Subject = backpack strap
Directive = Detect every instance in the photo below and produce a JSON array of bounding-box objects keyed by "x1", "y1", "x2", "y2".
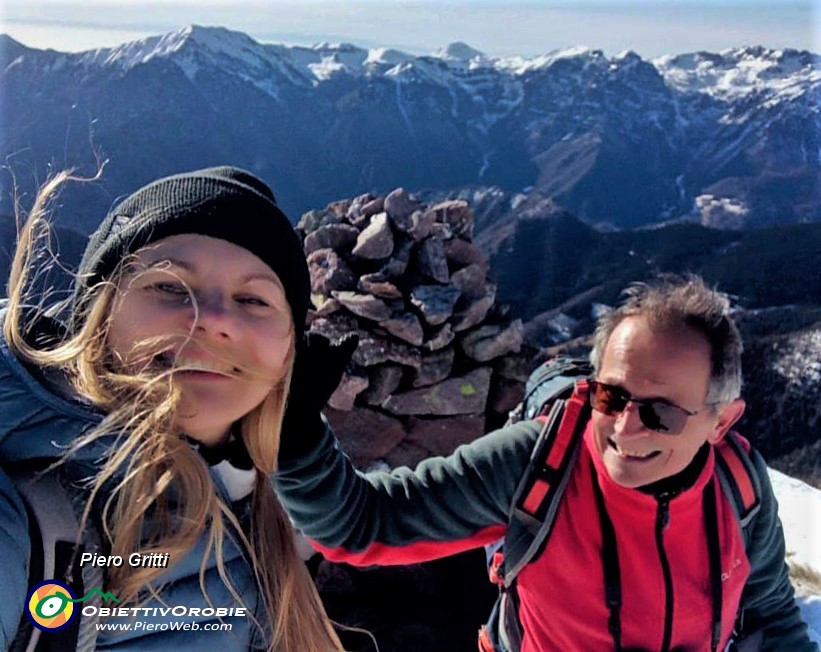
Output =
[
  {"x1": 714, "y1": 432, "x2": 761, "y2": 533},
  {"x1": 713, "y1": 432, "x2": 762, "y2": 647},
  {"x1": 478, "y1": 380, "x2": 591, "y2": 652},
  {"x1": 502, "y1": 379, "x2": 591, "y2": 588},
  {"x1": 8, "y1": 462, "x2": 103, "y2": 652}
]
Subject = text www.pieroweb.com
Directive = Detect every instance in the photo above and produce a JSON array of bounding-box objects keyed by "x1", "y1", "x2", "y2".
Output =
[
  {"x1": 95, "y1": 621, "x2": 232, "y2": 632},
  {"x1": 84, "y1": 606, "x2": 244, "y2": 632}
]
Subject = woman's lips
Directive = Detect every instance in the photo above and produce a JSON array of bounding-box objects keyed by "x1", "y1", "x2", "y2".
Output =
[{"x1": 156, "y1": 352, "x2": 239, "y2": 375}]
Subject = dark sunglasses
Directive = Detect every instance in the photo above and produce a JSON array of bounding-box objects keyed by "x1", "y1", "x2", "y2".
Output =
[{"x1": 588, "y1": 380, "x2": 705, "y2": 435}]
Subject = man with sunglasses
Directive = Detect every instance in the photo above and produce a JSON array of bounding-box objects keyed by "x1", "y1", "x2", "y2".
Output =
[{"x1": 277, "y1": 274, "x2": 816, "y2": 651}]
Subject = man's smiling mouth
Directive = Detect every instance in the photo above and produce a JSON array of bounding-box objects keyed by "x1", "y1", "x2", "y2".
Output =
[{"x1": 608, "y1": 439, "x2": 661, "y2": 461}]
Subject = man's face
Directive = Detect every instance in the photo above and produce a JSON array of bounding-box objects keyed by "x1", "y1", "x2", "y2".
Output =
[{"x1": 590, "y1": 315, "x2": 737, "y2": 489}]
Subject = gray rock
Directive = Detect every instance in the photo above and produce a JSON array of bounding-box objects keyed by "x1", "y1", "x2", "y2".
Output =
[
  {"x1": 352, "y1": 212, "x2": 394, "y2": 259},
  {"x1": 429, "y1": 199, "x2": 474, "y2": 240},
  {"x1": 382, "y1": 367, "x2": 492, "y2": 416},
  {"x1": 345, "y1": 192, "x2": 375, "y2": 221},
  {"x1": 325, "y1": 198, "x2": 352, "y2": 218},
  {"x1": 328, "y1": 373, "x2": 370, "y2": 411},
  {"x1": 361, "y1": 197, "x2": 385, "y2": 217},
  {"x1": 461, "y1": 320, "x2": 524, "y2": 362},
  {"x1": 359, "y1": 273, "x2": 403, "y2": 299},
  {"x1": 382, "y1": 312, "x2": 425, "y2": 346},
  {"x1": 431, "y1": 223, "x2": 452, "y2": 240},
  {"x1": 423, "y1": 323, "x2": 455, "y2": 351},
  {"x1": 452, "y1": 285, "x2": 496, "y2": 332},
  {"x1": 411, "y1": 348, "x2": 455, "y2": 388},
  {"x1": 307, "y1": 248, "x2": 357, "y2": 294},
  {"x1": 347, "y1": 212, "x2": 370, "y2": 228},
  {"x1": 380, "y1": 239, "x2": 413, "y2": 278},
  {"x1": 314, "y1": 297, "x2": 341, "y2": 317},
  {"x1": 297, "y1": 209, "x2": 340, "y2": 236},
  {"x1": 417, "y1": 237, "x2": 450, "y2": 283},
  {"x1": 304, "y1": 224, "x2": 360, "y2": 255},
  {"x1": 450, "y1": 263, "x2": 487, "y2": 295},
  {"x1": 410, "y1": 285, "x2": 461, "y2": 326},
  {"x1": 408, "y1": 209, "x2": 436, "y2": 241},
  {"x1": 325, "y1": 407, "x2": 406, "y2": 469},
  {"x1": 353, "y1": 333, "x2": 422, "y2": 369},
  {"x1": 310, "y1": 315, "x2": 360, "y2": 342},
  {"x1": 404, "y1": 415, "x2": 486, "y2": 459},
  {"x1": 487, "y1": 375, "x2": 525, "y2": 416},
  {"x1": 332, "y1": 291, "x2": 393, "y2": 321},
  {"x1": 383, "y1": 188, "x2": 419, "y2": 231},
  {"x1": 444, "y1": 239, "x2": 487, "y2": 269},
  {"x1": 360, "y1": 365, "x2": 404, "y2": 405}
]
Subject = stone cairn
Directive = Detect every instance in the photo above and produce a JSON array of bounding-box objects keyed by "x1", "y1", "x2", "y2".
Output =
[
  {"x1": 298, "y1": 187, "x2": 534, "y2": 470},
  {"x1": 298, "y1": 189, "x2": 545, "y2": 652}
]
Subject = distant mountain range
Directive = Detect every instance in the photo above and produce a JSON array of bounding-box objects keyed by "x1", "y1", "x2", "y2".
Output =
[
  {"x1": 1, "y1": 26, "x2": 818, "y2": 232},
  {"x1": 1, "y1": 25, "x2": 817, "y2": 485}
]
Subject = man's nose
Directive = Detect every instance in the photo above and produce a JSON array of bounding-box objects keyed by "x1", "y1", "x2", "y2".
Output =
[{"x1": 613, "y1": 400, "x2": 646, "y2": 436}]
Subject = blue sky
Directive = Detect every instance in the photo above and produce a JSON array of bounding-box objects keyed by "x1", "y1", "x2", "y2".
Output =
[{"x1": 1, "y1": 1, "x2": 816, "y2": 58}]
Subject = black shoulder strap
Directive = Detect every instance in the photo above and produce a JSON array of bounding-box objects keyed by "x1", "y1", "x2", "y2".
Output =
[
  {"x1": 712, "y1": 431, "x2": 764, "y2": 647},
  {"x1": 714, "y1": 432, "x2": 762, "y2": 537},
  {"x1": 8, "y1": 463, "x2": 103, "y2": 652},
  {"x1": 501, "y1": 380, "x2": 591, "y2": 588}
]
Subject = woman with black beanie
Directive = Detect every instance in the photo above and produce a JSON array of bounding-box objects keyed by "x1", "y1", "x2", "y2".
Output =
[{"x1": 0, "y1": 167, "x2": 349, "y2": 651}]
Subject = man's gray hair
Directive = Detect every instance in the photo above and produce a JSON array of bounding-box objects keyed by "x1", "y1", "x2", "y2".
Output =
[{"x1": 589, "y1": 274, "x2": 743, "y2": 405}]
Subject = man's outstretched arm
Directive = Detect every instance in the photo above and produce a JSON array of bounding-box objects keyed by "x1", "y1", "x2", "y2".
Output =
[{"x1": 275, "y1": 416, "x2": 540, "y2": 566}]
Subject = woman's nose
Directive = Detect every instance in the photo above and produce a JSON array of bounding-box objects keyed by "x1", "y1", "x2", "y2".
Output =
[{"x1": 190, "y1": 292, "x2": 237, "y2": 339}]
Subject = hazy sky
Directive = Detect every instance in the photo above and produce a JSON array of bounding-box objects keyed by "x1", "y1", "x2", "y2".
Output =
[{"x1": 0, "y1": 1, "x2": 817, "y2": 59}]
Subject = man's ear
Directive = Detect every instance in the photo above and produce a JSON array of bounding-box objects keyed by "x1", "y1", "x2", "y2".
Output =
[{"x1": 707, "y1": 399, "x2": 746, "y2": 444}]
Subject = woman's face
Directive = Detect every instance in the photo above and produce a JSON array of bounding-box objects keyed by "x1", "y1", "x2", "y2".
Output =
[{"x1": 106, "y1": 234, "x2": 293, "y2": 446}]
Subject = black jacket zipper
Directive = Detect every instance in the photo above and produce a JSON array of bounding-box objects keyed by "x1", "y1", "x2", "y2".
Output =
[{"x1": 656, "y1": 493, "x2": 674, "y2": 652}]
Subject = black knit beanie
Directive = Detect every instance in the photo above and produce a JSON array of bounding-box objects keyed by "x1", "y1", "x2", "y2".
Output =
[{"x1": 74, "y1": 166, "x2": 309, "y2": 339}]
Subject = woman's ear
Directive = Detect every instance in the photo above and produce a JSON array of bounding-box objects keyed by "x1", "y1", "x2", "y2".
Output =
[{"x1": 707, "y1": 399, "x2": 746, "y2": 444}]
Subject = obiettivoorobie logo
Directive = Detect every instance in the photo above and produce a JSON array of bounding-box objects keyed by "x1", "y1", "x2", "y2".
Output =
[{"x1": 25, "y1": 580, "x2": 120, "y2": 632}]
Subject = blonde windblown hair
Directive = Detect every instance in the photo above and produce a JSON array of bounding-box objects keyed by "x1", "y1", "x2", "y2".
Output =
[{"x1": 4, "y1": 171, "x2": 344, "y2": 651}]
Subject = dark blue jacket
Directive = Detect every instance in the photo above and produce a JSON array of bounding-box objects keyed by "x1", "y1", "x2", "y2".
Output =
[{"x1": 0, "y1": 304, "x2": 266, "y2": 651}]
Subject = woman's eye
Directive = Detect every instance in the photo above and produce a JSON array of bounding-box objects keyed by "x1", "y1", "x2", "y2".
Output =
[
  {"x1": 151, "y1": 282, "x2": 190, "y2": 297},
  {"x1": 237, "y1": 296, "x2": 269, "y2": 307}
]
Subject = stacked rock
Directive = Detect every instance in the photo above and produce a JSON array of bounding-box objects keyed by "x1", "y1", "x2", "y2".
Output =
[{"x1": 298, "y1": 187, "x2": 530, "y2": 469}]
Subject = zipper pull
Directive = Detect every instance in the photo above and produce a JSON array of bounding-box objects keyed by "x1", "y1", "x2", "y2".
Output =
[{"x1": 657, "y1": 494, "x2": 671, "y2": 530}]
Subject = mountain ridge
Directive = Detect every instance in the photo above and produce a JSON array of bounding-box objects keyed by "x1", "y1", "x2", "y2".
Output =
[{"x1": 1, "y1": 26, "x2": 817, "y2": 232}]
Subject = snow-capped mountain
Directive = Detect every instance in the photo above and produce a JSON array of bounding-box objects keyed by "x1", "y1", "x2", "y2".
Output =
[{"x1": 0, "y1": 25, "x2": 818, "y2": 232}]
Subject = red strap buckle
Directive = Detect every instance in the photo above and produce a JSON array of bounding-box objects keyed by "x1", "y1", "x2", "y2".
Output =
[
  {"x1": 489, "y1": 550, "x2": 504, "y2": 585},
  {"x1": 478, "y1": 625, "x2": 495, "y2": 652}
]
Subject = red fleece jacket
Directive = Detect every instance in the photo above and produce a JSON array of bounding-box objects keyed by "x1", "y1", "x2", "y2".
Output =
[
  {"x1": 514, "y1": 425, "x2": 749, "y2": 651},
  {"x1": 275, "y1": 416, "x2": 816, "y2": 651}
]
